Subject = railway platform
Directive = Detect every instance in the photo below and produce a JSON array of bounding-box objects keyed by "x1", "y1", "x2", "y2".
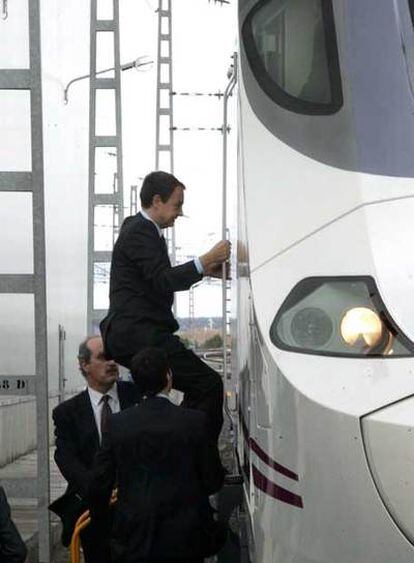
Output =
[{"x1": 0, "y1": 448, "x2": 66, "y2": 561}]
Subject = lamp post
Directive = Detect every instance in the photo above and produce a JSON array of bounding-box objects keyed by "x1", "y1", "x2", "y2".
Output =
[{"x1": 63, "y1": 56, "x2": 152, "y2": 103}]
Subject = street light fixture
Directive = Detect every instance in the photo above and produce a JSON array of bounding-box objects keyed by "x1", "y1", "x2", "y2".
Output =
[
  {"x1": 1, "y1": 0, "x2": 8, "y2": 20},
  {"x1": 63, "y1": 55, "x2": 153, "y2": 103}
]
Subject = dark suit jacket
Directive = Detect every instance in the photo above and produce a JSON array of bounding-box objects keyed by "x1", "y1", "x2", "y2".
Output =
[
  {"x1": 101, "y1": 212, "x2": 202, "y2": 364},
  {"x1": 50, "y1": 381, "x2": 140, "y2": 545},
  {"x1": 0, "y1": 487, "x2": 27, "y2": 563},
  {"x1": 88, "y1": 397, "x2": 225, "y2": 562}
]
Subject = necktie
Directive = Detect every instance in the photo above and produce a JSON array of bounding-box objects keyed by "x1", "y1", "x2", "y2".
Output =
[
  {"x1": 160, "y1": 235, "x2": 168, "y2": 252},
  {"x1": 100, "y1": 394, "x2": 112, "y2": 436}
]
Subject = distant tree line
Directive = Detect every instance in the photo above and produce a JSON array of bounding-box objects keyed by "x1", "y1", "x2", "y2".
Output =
[
  {"x1": 177, "y1": 317, "x2": 222, "y2": 331},
  {"x1": 181, "y1": 334, "x2": 223, "y2": 350}
]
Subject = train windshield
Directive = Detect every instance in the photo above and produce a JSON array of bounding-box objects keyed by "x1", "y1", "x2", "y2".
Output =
[
  {"x1": 242, "y1": 0, "x2": 342, "y2": 114},
  {"x1": 409, "y1": 0, "x2": 414, "y2": 27},
  {"x1": 270, "y1": 277, "x2": 414, "y2": 358}
]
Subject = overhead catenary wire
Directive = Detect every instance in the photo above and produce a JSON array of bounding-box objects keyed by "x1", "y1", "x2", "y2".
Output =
[
  {"x1": 172, "y1": 90, "x2": 225, "y2": 98},
  {"x1": 172, "y1": 126, "x2": 230, "y2": 132}
]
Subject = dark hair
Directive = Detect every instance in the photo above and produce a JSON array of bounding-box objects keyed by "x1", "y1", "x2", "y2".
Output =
[
  {"x1": 130, "y1": 347, "x2": 170, "y2": 396},
  {"x1": 77, "y1": 336, "x2": 96, "y2": 377},
  {"x1": 140, "y1": 171, "x2": 185, "y2": 208}
]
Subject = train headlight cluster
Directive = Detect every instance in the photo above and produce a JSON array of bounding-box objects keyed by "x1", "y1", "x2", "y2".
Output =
[{"x1": 270, "y1": 277, "x2": 414, "y2": 357}]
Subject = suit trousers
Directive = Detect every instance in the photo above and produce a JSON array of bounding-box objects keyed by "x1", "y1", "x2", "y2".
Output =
[
  {"x1": 119, "y1": 334, "x2": 224, "y2": 442},
  {"x1": 81, "y1": 521, "x2": 111, "y2": 563},
  {"x1": 125, "y1": 559, "x2": 203, "y2": 563},
  {"x1": 168, "y1": 344, "x2": 224, "y2": 442},
  {"x1": 146, "y1": 559, "x2": 203, "y2": 563}
]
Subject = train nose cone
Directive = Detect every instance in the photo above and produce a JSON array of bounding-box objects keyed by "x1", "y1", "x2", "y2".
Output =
[{"x1": 362, "y1": 396, "x2": 414, "y2": 543}]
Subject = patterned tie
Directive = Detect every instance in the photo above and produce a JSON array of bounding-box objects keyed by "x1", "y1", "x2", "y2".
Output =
[{"x1": 100, "y1": 394, "x2": 112, "y2": 436}]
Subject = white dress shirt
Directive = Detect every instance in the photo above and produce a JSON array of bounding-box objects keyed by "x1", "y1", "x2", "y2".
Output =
[
  {"x1": 87, "y1": 383, "x2": 120, "y2": 442},
  {"x1": 140, "y1": 208, "x2": 163, "y2": 237}
]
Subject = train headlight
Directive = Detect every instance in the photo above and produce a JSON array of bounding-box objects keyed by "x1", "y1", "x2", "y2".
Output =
[
  {"x1": 291, "y1": 307, "x2": 333, "y2": 348},
  {"x1": 340, "y1": 307, "x2": 383, "y2": 347},
  {"x1": 270, "y1": 277, "x2": 414, "y2": 357}
]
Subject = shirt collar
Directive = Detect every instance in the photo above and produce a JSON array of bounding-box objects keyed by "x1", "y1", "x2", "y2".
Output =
[
  {"x1": 140, "y1": 209, "x2": 163, "y2": 237},
  {"x1": 87, "y1": 383, "x2": 118, "y2": 407},
  {"x1": 155, "y1": 391, "x2": 172, "y2": 402}
]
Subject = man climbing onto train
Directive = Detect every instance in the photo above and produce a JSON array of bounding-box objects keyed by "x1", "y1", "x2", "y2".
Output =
[{"x1": 100, "y1": 170, "x2": 230, "y2": 446}]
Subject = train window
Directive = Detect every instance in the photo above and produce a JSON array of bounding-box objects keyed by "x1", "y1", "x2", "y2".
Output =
[
  {"x1": 270, "y1": 277, "x2": 414, "y2": 358},
  {"x1": 242, "y1": 0, "x2": 343, "y2": 114},
  {"x1": 409, "y1": 0, "x2": 414, "y2": 27}
]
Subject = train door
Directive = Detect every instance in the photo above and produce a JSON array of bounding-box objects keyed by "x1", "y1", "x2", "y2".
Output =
[
  {"x1": 251, "y1": 323, "x2": 272, "y2": 431},
  {"x1": 241, "y1": 299, "x2": 265, "y2": 514},
  {"x1": 236, "y1": 276, "x2": 255, "y2": 510}
]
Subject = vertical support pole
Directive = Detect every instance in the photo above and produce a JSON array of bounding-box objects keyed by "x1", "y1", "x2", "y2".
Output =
[
  {"x1": 189, "y1": 286, "x2": 195, "y2": 348},
  {"x1": 221, "y1": 54, "x2": 237, "y2": 381},
  {"x1": 58, "y1": 325, "x2": 66, "y2": 403},
  {"x1": 29, "y1": 2, "x2": 51, "y2": 559},
  {"x1": 155, "y1": 0, "x2": 176, "y2": 278}
]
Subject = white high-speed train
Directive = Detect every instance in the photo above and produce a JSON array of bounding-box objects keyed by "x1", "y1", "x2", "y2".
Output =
[{"x1": 234, "y1": 0, "x2": 414, "y2": 561}]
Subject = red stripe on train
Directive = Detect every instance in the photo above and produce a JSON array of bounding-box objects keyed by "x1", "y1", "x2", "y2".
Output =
[
  {"x1": 252, "y1": 465, "x2": 304, "y2": 508},
  {"x1": 250, "y1": 438, "x2": 299, "y2": 481},
  {"x1": 239, "y1": 409, "x2": 299, "y2": 482}
]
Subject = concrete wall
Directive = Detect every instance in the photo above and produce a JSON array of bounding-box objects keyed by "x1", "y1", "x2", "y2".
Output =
[{"x1": 0, "y1": 391, "x2": 80, "y2": 468}]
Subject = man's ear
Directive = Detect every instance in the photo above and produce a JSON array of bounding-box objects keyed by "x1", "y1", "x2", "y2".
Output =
[{"x1": 152, "y1": 194, "x2": 162, "y2": 207}]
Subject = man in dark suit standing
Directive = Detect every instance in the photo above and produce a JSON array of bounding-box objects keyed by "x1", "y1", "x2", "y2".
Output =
[
  {"x1": 89, "y1": 347, "x2": 225, "y2": 563},
  {"x1": 100, "y1": 171, "x2": 230, "y2": 443},
  {"x1": 50, "y1": 335, "x2": 140, "y2": 562}
]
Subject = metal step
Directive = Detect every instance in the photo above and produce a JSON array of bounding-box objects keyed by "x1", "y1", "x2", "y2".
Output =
[{"x1": 224, "y1": 473, "x2": 243, "y2": 486}]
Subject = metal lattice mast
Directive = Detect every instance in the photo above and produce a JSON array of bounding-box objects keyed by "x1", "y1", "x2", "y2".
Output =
[
  {"x1": 155, "y1": 0, "x2": 176, "y2": 267},
  {"x1": 0, "y1": 2, "x2": 51, "y2": 560},
  {"x1": 88, "y1": 0, "x2": 124, "y2": 334},
  {"x1": 130, "y1": 184, "x2": 138, "y2": 215}
]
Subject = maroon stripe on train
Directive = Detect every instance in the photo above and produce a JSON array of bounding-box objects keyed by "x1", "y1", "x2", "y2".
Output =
[
  {"x1": 250, "y1": 438, "x2": 299, "y2": 482},
  {"x1": 239, "y1": 408, "x2": 299, "y2": 482},
  {"x1": 252, "y1": 465, "x2": 303, "y2": 509}
]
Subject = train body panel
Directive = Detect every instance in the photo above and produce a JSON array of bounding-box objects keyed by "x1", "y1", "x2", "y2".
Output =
[
  {"x1": 239, "y1": 86, "x2": 414, "y2": 273},
  {"x1": 234, "y1": 0, "x2": 414, "y2": 560},
  {"x1": 363, "y1": 397, "x2": 414, "y2": 547}
]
